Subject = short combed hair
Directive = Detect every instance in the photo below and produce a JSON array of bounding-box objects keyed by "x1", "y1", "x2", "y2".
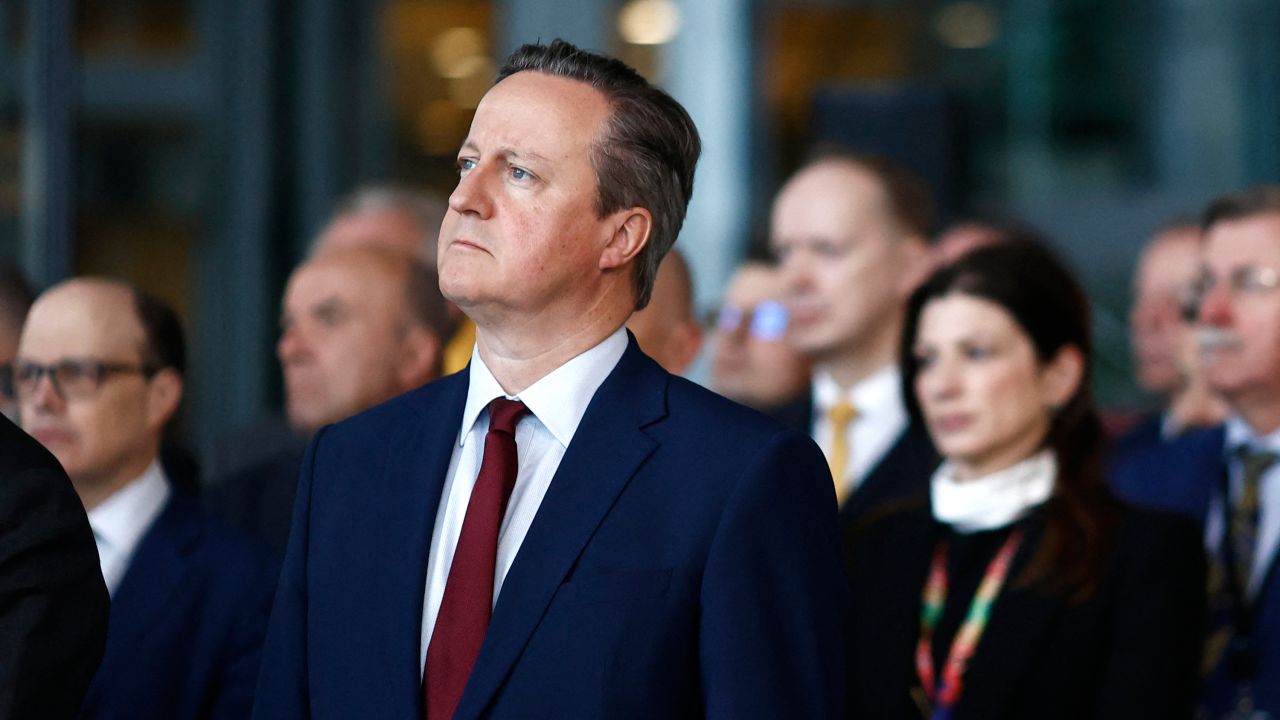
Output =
[
  {"x1": 1202, "y1": 184, "x2": 1280, "y2": 232},
  {"x1": 496, "y1": 39, "x2": 701, "y2": 310},
  {"x1": 130, "y1": 288, "x2": 186, "y2": 377},
  {"x1": 801, "y1": 147, "x2": 936, "y2": 241}
]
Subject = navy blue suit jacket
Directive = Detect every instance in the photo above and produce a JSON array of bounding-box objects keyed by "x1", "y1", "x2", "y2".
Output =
[
  {"x1": 254, "y1": 339, "x2": 847, "y2": 719},
  {"x1": 768, "y1": 388, "x2": 938, "y2": 522},
  {"x1": 79, "y1": 497, "x2": 277, "y2": 720},
  {"x1": 1108, "y1": 423, "x2": 1280, "y2": 716}
]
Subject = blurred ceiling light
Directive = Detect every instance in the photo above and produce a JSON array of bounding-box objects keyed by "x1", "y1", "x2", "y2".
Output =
[
  {"x1": 935, "y1": 2, "x2": 1000, "y2": 50},
  {"x1": 449, "y1": 57, "x2": 497, "y2": 109},
  {"x1": 618, "y1": 0, "x2": 681, "y2": 46},
  {"x1": 433, "y1": 27, "x2": 487, "y2": 79}
]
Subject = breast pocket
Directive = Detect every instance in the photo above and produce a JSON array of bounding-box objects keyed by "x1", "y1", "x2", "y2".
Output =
[{"x1": 557, "y1": 568, "x2": 673, "y2": 604}]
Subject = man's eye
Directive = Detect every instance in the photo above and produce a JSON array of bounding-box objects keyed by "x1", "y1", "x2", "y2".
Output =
[
  {"x1": 510, "y1": 166, "x2": 531, "y2": 181},
  {"x1": 458, "y1": 158, "x2": 476, "y2": 173},
  {"x1": 963, "y1": 346, "x2": 993, "y2": 360}
]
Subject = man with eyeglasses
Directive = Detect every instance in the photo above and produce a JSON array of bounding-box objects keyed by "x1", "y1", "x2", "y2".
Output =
[
  {"x1": 710, "y1": 260, "x2": 810, "y2": 412},
  {"x1": 769, "y1": 149, "x2": 940, "y2": 522},
  {"x1": 1115, "y1": 186, "x2": 1280, "y2": 718},
  {"x1": 16, "y1": 278, "x2": 276, "y2": 719}
]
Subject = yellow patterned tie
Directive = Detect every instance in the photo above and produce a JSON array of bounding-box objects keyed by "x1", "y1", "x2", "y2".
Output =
[
  {"x1": 1233, "y1": 447, "x2": 1276, "y2": 591},
  {"x1": 827, "y1": 401, "x2": 858, "y2": 506}
]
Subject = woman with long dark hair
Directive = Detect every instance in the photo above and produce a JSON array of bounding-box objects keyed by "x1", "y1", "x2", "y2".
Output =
[{"x1": 845, "y1": 241, "x2": 1206, "y2": 719}]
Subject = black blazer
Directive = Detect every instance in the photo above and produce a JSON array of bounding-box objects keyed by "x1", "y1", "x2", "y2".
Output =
[
  {"x1": 0, "y1": 414, "x2": 109, "y2": 720},
  {"x1": 845, "y1": 500, "x2": 1206, "y2": 720},
  {"x1": 768, "y1": 388, "x2": 939, "y2": 522}
]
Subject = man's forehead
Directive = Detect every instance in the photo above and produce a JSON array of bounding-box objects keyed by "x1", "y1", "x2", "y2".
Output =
[
  {"x1": 468, "y1": 71, "x2": 610, "y2": 151},
  {"x1": 23, "y1": 283, "x2": 142, "y2": 356},
  {"x1": 1203, "y1": 214, "x2": 1280, "y2": 266}
]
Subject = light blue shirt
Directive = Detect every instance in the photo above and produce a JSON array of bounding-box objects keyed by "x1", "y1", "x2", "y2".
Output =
[
  {"x1": 1206, "y1": 415, "x2": 1280, "y2": 598},
  {"x1": 419, "y1": 327, "x2": 628, "y2": 671}
]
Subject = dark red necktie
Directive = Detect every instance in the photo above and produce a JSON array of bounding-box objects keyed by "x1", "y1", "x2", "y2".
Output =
[{"x1": 424, "y1": 398, "x2": 529, "y2": 720}]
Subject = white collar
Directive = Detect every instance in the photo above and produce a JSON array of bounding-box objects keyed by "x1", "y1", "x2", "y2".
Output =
[
  {"x1": 931, "y1": 449, "x2": 1056, "y2": 533},
  {"x1": 1224, "y1": 414, "x2": 1280, "y2": 456},
  {"x1": 813, "y1": 365, "x2": 901, "y2": 415},
  {"x1": 458, "y1": 327, "x2": 629, "y2": 448}
]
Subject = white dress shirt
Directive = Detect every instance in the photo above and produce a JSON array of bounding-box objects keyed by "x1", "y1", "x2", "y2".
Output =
[
  {"x1": 1205, "y1": 415, "x2": 1280, "y2": 598},
  {"x1": 87, "y1": 460, "x2": 171, "y2": 596},
  {"x1": 419, "y1": 327, "x2": 628, "y2": 670},
  {"x1": 812, "y1": 365, "x2": 908, "y2": 497}
]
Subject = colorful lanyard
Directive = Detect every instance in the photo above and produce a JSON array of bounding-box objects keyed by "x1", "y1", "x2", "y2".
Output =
[{"x1": 915, "y1": 529, "x2": 1024, "y2": 720}]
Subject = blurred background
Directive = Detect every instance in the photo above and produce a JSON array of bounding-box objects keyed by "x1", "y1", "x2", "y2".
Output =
[{"x1": 2, "y1": 0, "x2": 1278, "y2": 459}]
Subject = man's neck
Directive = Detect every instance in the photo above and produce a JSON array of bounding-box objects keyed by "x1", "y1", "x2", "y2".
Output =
[
  {"x1": 76, "y1": 453, "x2": 158, "y2": 511},
  {"x1": 475, "y1": 312, "x2": 630, "y2": 396},
  {"x1": 812, "y1": 315, "x2": 902, "y2": 391}
]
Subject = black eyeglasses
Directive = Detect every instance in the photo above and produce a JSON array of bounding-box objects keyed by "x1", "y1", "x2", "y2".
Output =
[{"x1": 10, "y1": 359, "x2": 158, "y2": 400}]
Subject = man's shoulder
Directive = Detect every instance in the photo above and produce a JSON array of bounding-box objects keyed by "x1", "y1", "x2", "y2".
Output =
[
  {"x1": 146, "y1": 497, "x2": 278, "y2": 586},
  {"x1": 663, "y1": 375, "x2": 797, "y2": 439}
]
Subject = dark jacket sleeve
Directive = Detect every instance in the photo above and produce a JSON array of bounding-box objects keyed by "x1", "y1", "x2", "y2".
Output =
[
  {"x1": 698, "y1": 429, "x2": 846, "y2": 718},
  {"x1": 1096, "y1": 510, "x2": 1207, "y2": 720},
  {"x1": 0, "y1": 460, "x2": 109, "y2": 720}
]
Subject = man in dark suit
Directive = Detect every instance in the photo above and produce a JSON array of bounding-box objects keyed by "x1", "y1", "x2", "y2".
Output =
[
  {"x1": 1113, "y1": 221, "x2": 1226, "y2": 465},
  {"x1": 209, "y1": 247, "x2": 450, "y2": 555},
  {"x1": 768, "y1": 151, "x2": 939, "y2": 520},
  {"x1": 0, "y1": 413, "x2": 108, "y2": 720},
  {"x1": 254, "y1": 39, "x2": 845, "y2": 719},
  {"x1": 1118, "y1": 185, "x2": 1280, "y2": 717},
  {"x1": 15, "y1": 278, "x2": 276, "y2": 719}
]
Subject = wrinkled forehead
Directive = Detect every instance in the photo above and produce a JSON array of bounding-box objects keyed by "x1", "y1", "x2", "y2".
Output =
[
  {"x1": 20, "y1": 283, "x2": 145, "y2": 360},
  {"x1": 727, "y1": 266, "x2": 785, "y2": 306},
  {"x1": 1203, "y1": 213, "x2": 1280, "y2": 270},
  {"x1": 286, "y1": 252, "x2": 405, "y2": 314}
]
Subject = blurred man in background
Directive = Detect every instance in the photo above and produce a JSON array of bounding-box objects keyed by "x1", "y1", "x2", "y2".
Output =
[
  {"x1": 314, "y1": 185, "x2": 474, "y2": 374},
  {"x1": 17, "y1": 278, "x2": 275, "y2": 719},
  {"x1": 770, "y1": 150, "x2": 939, "y2": 521},
  {"x1": 626, "y1": 249, "x2": 703, "y2": 375},
  {"x1": 210, "y1": 246, "x2": 450, "y2": 554},
  {"x1": 711, "y1": 259, "x2": 809, "y2": 412}
]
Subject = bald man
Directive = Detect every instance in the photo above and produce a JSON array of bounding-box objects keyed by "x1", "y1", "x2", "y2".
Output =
[
  {"x1": 16, "y1": 279, "x2": 275, "y2": 719},
  {"x1": 711, "y1": 261, "x2": 810, "y2": 411},
  {"x1": 211, "y1": 247, "x2": 451, "y2": 553},
  {"x1": 626, "y1": 249, "x2": 703, "y2": 375}
]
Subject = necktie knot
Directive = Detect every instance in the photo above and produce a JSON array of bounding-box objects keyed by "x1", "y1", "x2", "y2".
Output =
[
  {"x1": 1236, "y1": 446, "x2": 1277, "y2": 493},
  {"x1": 828, "y1": 401, "x2": 858, "y2": 428},
  {"x1": 487, "y1": 398, "x2": 529, "y2": 436}
]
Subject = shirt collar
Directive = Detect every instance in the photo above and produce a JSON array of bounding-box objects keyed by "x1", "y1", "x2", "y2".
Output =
[
  {"x1": 1225, "y1": 413, "x2": 1280, "y2": 456},
  {"x1": 458, "y1": 327, "x2": 630, "y2": 448},
  {"x1": 813, "y1": 364, "x2": 901, "y2": 415},
  {"x1": 87, "y1": 459, "x2": 171, "y2": 552}
]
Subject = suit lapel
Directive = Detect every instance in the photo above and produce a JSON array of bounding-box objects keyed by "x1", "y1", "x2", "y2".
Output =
[
  {"x1": 452, "y1": 342, "x2": 666, "y2": 720},
  {"x1": 379, "y1": 372, "x2": 469, "y2": 699},
  {"x1": 82, "y1": 499, "x2": 196, "y2": 710},
  {"x1": 953, "y1": 516, "x2": 1060, "y2": 720}
]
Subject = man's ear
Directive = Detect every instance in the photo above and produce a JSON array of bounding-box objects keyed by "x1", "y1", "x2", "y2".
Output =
[
  {"x1": 897, "y1": 236, "x2": 934, "y2": 299},
  {"x1": 146, "y1": 368, "x2": 184, "y2": 430},
  {"x1": 397, "y1": 327, "x2": 442, "y2": 390},
  {"x1": 600, "y1": 208, "x2": 652, "y2": 271}
]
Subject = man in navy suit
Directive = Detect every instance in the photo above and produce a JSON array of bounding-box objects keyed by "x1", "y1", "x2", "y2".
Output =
[
  {"x1": 768, "y1": 151, "x2": 939, "y2": 520},
  {"x1": 254, "y1": 39, "x2": 845, "y2": 719},
  {"x1": 16, "y1": 278, "x2": 276, "y2": 719},
  {"x1": 1120, "y1": 186, "x2": 1280, "y2": 717}
]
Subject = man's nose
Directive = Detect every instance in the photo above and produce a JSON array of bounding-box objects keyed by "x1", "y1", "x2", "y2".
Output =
[
  {"x1": 448, "y1": 164, "x2": 495, "y2": 219},
  {"x1": 26, "y1": 372, "x2": 65, "y2": 413},
  {"x1": 1197, "y1": 284, "x2": 1232, "y2": 326},
  {"x1": 277, "y1": 327, "x2": 309, "y2": 365}
]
